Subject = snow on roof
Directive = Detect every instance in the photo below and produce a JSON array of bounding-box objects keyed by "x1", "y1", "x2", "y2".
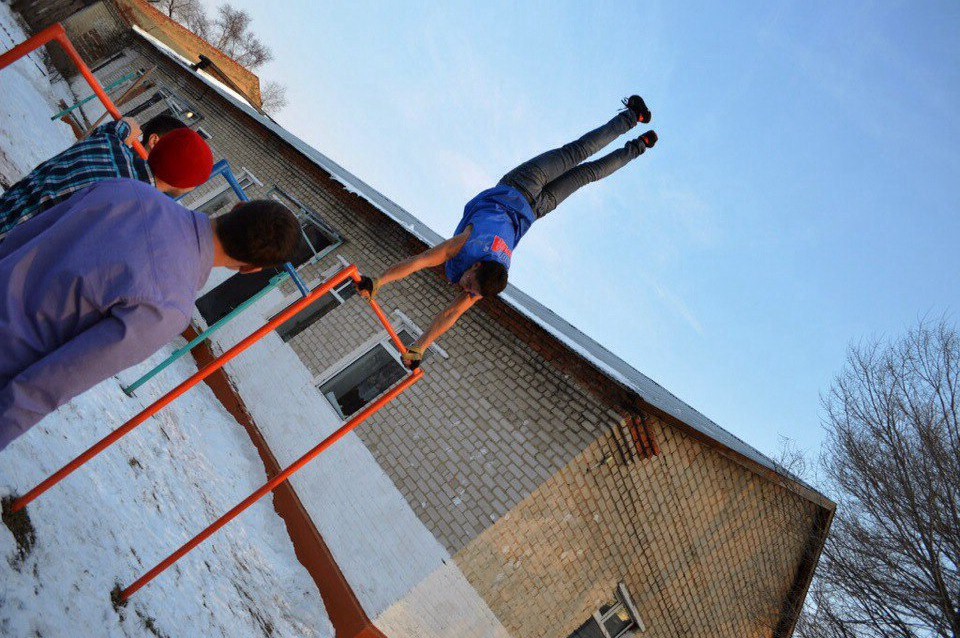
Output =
[
  {"x1": 135, "y1": 30, "x2": 825, "y2": 502},
  {"x1": 132, "y1": 26, "x2": 256, "y2": 109}
]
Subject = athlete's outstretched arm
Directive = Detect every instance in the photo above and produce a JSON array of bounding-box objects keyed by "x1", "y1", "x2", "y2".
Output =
[
  {"x1": 359, "y1": 229, "x2": 471, "y2": 299},
  {"x1": 384, "y1": 229, "x2": 470, "y2": 285},
  {"x1": 402, "y1": 290, "x2": 479, "y2": 368}
]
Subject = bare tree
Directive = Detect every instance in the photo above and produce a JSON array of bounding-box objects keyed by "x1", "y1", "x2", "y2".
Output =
[
  {"x1": 148, "y1": 0, "x2": 208, "y2": 37},
  {"x1": 798, "y1": 321, "x2": 960, "y2": 638},
  {"x1": 208, "y1": 5, "x2": 272, "y2": 70},
  {"x1": 260, "y1": 80, "x2": 288, "y2": 113},
  {"x1": 150, "y1": 2, "x2": 270, "y2": 69},
  {"x1": 152, "y1": 2, "x2": 287, "y2": 112}
]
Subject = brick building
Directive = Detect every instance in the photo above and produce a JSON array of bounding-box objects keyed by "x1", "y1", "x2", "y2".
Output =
[{"x1": 12, "y1": 5, "x2": 834, "y2": 637}]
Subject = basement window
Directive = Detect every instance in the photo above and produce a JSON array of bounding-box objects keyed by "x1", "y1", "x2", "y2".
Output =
[
  {"x1": 318, "y1": 329, "x2": 417, "y2": 420},
  {"x1": 567, "y1": 583, "x2": 645, "y2": 637},
  {"x1": 273, "y1": 278, "x2": 356, "y2": 342},
  {"x1": 267, "y1": 187, "x2": 342, "y2": 262},
  {"x1": 124, "y1": 88, "x2": 203, "y2": 124},
  {"x1": 188, "y1": 168, "x2": 261, "y2": 216}
]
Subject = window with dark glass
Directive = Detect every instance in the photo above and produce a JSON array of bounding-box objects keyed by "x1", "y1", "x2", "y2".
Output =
[
  {"x1": 567, "y1": 585, "x2": 642, "y2": 638},
  {"x1": 273, "y1": 280, "x2": 356, "y2": 342},
  {"x1": 319, "y1": 330, "x2": 416, "y2": 420},
  {"x1": 195, "y1": 187, "x2": 342, "y2": 325},
  {"x1": 124, "y1": 88, "x2": 203, "y2": 124},
  {"x1": 191, "y1": 171, "x2": 257, "y2": 217}
]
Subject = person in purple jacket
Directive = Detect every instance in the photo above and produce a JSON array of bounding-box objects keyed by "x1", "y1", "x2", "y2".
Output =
[
  {"x1": 358, "y1": 95, "x2": 658, "y2": 369},
  {"x1": 0, "y1": 178, "x2": 301, "y2": 451}
]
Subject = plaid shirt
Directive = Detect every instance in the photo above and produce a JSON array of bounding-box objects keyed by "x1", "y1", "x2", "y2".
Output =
[{"x1": 0, "y1": 120, "x2": 153, "y2": 240}]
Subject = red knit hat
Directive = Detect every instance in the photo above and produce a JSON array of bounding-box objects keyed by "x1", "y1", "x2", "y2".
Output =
[{"x1": 147, "y1": 128, "x2": 214, "y2": 189}]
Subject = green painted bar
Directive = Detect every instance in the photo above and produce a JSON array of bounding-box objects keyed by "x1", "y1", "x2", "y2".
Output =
[
  {"x1": 50, "y1": 70, "x2": 139, "y2": 120},
  {"x1": 122, "y1": 272, "x2": 289, "y2": 396}
]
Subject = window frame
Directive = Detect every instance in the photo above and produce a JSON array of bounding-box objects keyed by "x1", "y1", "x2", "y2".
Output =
[
  {"x1": 123, "y1": 87, "x2": 204, "y2": 125},
  {"x1": 592, "y1": 602, "x2": 633, "y2": 638},
  {"x1": 266, "y1": 186, "x2": 343, "y2": 266},
  {"x1": 266, "y1": 258, "x2": 349, "y2": 317},
  {"x1": 575, "y1": 583, "x2": 645, "y2": 638},
  {"x1": 185, "y1": 167, "x2": 262, "y2": 216},
  {"x1": 271, "y1": 278, "x2": 357, "y2": 343},
  {"x1": 313, "y1": 323, "x2": 415, "y2": 422}
]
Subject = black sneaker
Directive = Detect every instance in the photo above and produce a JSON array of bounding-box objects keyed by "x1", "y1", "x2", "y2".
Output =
[
  {"x1": 621, "y1": 95, "x2": 652, "y2": 124},
  {"x1": 626, "y1": 130, "x2": 658, "y2": 154}
]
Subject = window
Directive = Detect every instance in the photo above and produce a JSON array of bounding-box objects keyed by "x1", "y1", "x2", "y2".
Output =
[
  {"x1": 90, "y1": 51, "x2": 127, "y2": 74},
  {"x1": 567, "y1": 584, "x2": 644, "y2": 638},
  {"x1": 597, "y1": 603, "x2": 633, "y2": 637},
  {"x1": 123, "y1": 89, "x2": 165, "y2": 118},
  {"x1": 194, "y1": 187, "x2": 342, "y2": 325},
  {"x1": 124, "y1": 88, "x2": 203, "y2": 124},
  {"x1": 267, "y1": 186, "x2": 342, "y2": 264},
  {"x1": 319, "y1": 330, "x2": 416, "y2": 420},
  {"x1": 273, "y1": 279, "x2": 356, "y2": 342},
  {"x1": 188, "y1": 169, "x2": 260, "y2": 217}
]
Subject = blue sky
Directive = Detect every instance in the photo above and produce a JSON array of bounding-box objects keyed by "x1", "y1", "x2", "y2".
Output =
[{"x1": 209, "y1": 1, "x2": 960, "y2": 463}]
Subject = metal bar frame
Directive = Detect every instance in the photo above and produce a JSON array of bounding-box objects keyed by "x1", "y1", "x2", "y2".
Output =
[
  {"x1": 119, "y1": 161, "x2": 312, "y2": 396},
  {"x1": 121, "y1": 272, "x2": 290, "y2": 396},
  {"x1": 50, "y1": 69, "x2": 139, "y2": 120},
  {"x1": 10, "y1": 265, "x2": 383, "y2": 513},
  {"x1": 181, "y1": 159, "x2": 310, "y2": 295},
  {"x1": 0, "y1": 24, "x2": 148, "y2": 159},
  {"x1": 120, "y1": 365, "x2": 422, "y2": 600}
]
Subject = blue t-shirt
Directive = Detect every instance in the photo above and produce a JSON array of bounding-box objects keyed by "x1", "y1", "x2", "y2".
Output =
[{"x1": 445, "y1": 185, "x2": 536, "y2": 284}]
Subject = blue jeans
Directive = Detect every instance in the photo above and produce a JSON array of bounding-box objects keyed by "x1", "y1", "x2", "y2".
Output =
[{"x1": 498, "y1": 111, "x2": 639, "y2": 218}]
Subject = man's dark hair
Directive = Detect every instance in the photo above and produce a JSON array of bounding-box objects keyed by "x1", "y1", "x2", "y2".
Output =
[
  {"x1": 141, "y1": 113, "x2": 186, "y2": 141},
  {"x1": 215, "y1": 200, "x2": 301, "y2": 267},
  {"x1": 477, "y1": 261, "x2": 508, "y2": 297}
]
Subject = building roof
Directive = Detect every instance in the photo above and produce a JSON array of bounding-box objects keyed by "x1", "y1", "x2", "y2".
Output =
[
  {"x1": 113, "y1": 0, "x2": 263, "y2": 108},
  {"x1": 132, "y1": 27, "x2": 831, "y2": 509}
]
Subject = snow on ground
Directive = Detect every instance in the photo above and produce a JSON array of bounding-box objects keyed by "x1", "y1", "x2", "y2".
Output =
[
  {"x1": 0, "y1": 18, "x2": 333, "y2": 631},
  {"x1": 207, "y1": 291, "x2": 447, "y2": 614},
  {"x1": 0, "y1": 345, "x2": 334, "y2": 638},
  {"x1": 0, "y1": 3, "x2": 76, "y2": 189}
]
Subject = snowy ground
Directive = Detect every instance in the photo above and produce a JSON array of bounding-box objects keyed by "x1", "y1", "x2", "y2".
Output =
[
  {"x1": 0, "y1": 349, "x2": 333, "y2": 638},
  {"x1": 0, "y1": 3, "x2": 75, "y2": 190},
  {"x1": 0, "y1": 6, "x2": 333, "y2": 636}
]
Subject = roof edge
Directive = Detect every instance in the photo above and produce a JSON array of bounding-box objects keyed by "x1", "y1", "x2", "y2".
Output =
[{"x1": 775, "y1": 506, "x2": 835, "y2": 637}]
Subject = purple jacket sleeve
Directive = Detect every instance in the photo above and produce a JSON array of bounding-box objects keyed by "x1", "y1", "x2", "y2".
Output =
[{"x1": 0, "y1": 301, "x2": 187, "y2": 450}]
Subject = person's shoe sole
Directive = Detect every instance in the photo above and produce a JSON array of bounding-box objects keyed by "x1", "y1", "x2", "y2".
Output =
[{"x1": 623, "y1": 95, "x2": 652, "y2": 123}]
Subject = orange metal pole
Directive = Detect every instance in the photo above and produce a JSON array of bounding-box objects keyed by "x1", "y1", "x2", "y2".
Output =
[
  {"x1": 119, "y1": 368, "x2": 423, "y2": 601},
  {"x1": 0, "y1": 24, "x2": 148, "y2": 159},
  {"x1": 344, "y1": 270, "x2": 407, "y2": 354},
  {"x1": 10, "y1": 266, "x2": 359, "y2": 513},
  {"x1": 368, "y1": 297, "x2": 408, "y2": 355},
  {"x1": 0, "y1": 23, "x2": 60, "y2": 70}
]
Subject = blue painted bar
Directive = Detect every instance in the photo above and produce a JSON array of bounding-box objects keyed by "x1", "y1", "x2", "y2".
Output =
[{"x1": 284, "y1": 262, "x2": 310, "y2": 297}]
